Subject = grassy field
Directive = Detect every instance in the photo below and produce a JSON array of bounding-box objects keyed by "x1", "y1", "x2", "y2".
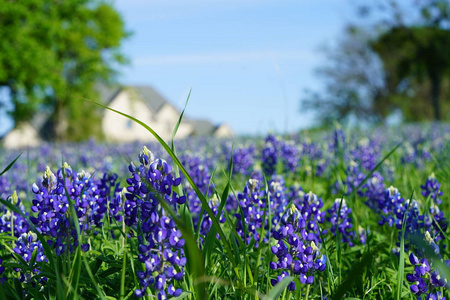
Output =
[{"x1": 0, "y1": 122, "x2": 449, "y2": 299}]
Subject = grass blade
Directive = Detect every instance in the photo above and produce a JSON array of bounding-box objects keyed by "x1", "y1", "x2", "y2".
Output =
[
  {"x1": 85, "y1": 98, "x2": 237, "y2": 268},
  {"x1": 348, "y1": 141, "x2": 403, "y2": 200},
  {"x1": 265, "y1": 276, "x2": 294, "y2": 300},
  {"x1": 0, "y1": 153, "x2": 22, "y2": 177},
  {"x1": 331, "y1": 242, "x2": 386, "y2": 300},
  {"x1": 396, "y1": 190, "x2": 414, "y2": 300},
  {"x1": 153, "y1": 189, "x2": 208, "y2": 299},
  {"x1": 171, "y1": 89, "x2": 191, "y2": 150}
]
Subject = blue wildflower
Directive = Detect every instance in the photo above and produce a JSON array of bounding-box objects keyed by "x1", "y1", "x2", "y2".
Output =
[{"x1": 125, "y1": 146, "x2": 186, "y2": 298}]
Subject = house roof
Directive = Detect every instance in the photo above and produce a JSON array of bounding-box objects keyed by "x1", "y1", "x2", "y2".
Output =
[
  {"x1": 100, "y1": 84, "x2": 170, "y2": 114},
  {"x1": 185, "y1": 119, "x2": 218, "y2": 136},
  {"x1": 2, "y1": 84, "x2": 233, "y2": 143},
  {"x1": 131, "y1": 86, "x2": 169, "y2": 113},
  {"x1": 96, "y1": 83, "x2": 121, "y2": 104}
]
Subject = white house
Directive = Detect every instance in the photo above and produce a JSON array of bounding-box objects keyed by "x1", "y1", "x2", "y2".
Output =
[
  {"x1": 1, "y1": 85, "x2": 234, "y2": 148},
  {"x1": 1, "y1": 122, "x2": 42, "y2": 148}
]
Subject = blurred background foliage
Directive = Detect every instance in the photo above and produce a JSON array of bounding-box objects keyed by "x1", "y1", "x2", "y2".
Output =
[
  {"x1": 0, "y1": 0, "x2": 129, "y2": 141},
  {"x1": 0, "y1": 0, "x2": 449, "y2": 141},
  {"x1": 302, "y1": 0, "x2": 450, "y2": 126}
]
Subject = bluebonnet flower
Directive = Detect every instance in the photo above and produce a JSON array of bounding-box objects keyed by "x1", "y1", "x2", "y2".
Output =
[
  {"x1": 181, "y1": 154, "x2": 226, "y2": 242},
  {"x1": 0, "y1": 159, "x2": 28, "y2": 200},
  {"x1": 180, "y1": 154, "x2": 214, "y2": 193},
  {"x1": 350, "y1": 138, "x2": 380, "y2": 172},
  {"x1": 419, "y1": 175, "x2": 448, "y2": 249},
  {"x1": 359, "y1": 172, "x2": 385, "y2": 213},
  {"x1": 0, "y1": 258, "x2": 5, "y2": 284},
  {"x1": 124, "y1": 146, "x2": 186, "y2": 299},
  {"x1": 0, "y1": 191, "x2": 30, "y2": 237},
  {"x1": 13, "y1": 231, "x2": 47, "y2": 284},
  {"x1": 280, "y1": 140, "x2": 299, "y2": 174},
  {"x1": 229, "y1": 144, "x2": 256, "y2": 176},
  {"x1": 261, "y1": 134, "x2": 279, "y2": 177},
  {"x1": 96, "y1": 172, "x2": 123, "y2": 223},
  {"x1": 425, "y1": 291, "x2": 446, "y2": 300},
  {"x1": 426, "y1": 203, "x2": 448, "y2": 247},
  {"x1": 406, "y1": 251, "x2": 448, "y2": 298},
  {"x1": 234, "y1": 178, "x2": 267, "y2": 246},
  {"x1": 334, "y1": 127, "x2": 345, "y2": 148},
  {"x1": 268, "y1": 176, "x2": 290, "y2": 229},
  {"x1": 0, "y1": 175, "x2": 13, "y2": 201},
  {"x1": 358, "y1": 225, "x2": 367, "y2": 245},
  {"x1": 329, "y1": 127, "x2": 346, "y2": 155},
  {"x1": 391, "y1": 198, "x2": 423, "y2": 254},
  {"x1": 30, "y1": 164, "x2": 106, "y2": 254},
  {"x1": 377, "y1": 185, "x2": 447, "y2": 257},
  {"x1": 289, "y1": 191, "x2": 326, "y2": 245},
  {"x1": 300, "y1": 141, "x2": 328, "y2": 177},
  {"x1": 401, "y1": 142, "x2": 431, "y2": 168},
  {"x1": 180, "y1": 153, "x2": 225, "y2": 241},
  {"x1": 421, "y1": 173, "x2": 443, "y2": 205},
  {"x1": 270, "y1": 271, "x2": 296, "y2": 291},
  {"x1": 333, "y1": 161, "x2": 366, "y2": 196},
  {"x1": 270, "y1": 203, "x2": 327, "y2": 289},
  {"x1": 377, "y1": 186, "x2": 406, "y2": 228},
  {"x1": 326, "y1": 198, "x2": 356, "y2": 246}
]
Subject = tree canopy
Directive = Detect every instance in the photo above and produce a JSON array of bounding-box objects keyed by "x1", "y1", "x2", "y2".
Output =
[
  {"x1": 0, "y1": 0, "x2": 128, "y2": 141},
  {"x1": 301, "y1": 0, "x2": 450, "y2": 126},
  {"x1": 372, "y1": 26, "x2": 450, "y2": 121},
  {"x1": 301, "y1": 26, "x2": 388, "y2": 126}
]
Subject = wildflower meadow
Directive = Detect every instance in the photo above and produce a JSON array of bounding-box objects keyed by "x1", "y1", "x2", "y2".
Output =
[{"x1": 0, "y1": 115, "x2": 449, "y2": 299}]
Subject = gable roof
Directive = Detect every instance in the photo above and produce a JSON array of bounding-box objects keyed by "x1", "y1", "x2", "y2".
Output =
[
  {"x1": 99, "y1": 84, "x2": 170, "y2": 114},
  {"x1": 2, "y1": 84, "x2": 233, "y2": 145},
  {"x1": 96, "y1": 83, "x2": 121, "y2": 104},
  {"x1": 185, "y1": 119, "x2": 218, "y2": 136},
  {"x1": 132, "y1": 86, "x2": 168, "y2": 113}
]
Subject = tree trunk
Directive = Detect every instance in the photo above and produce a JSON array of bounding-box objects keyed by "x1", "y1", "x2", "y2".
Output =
[
  {"x1": 52, "y1": 98, "x2": 67, "y2": 141},
  {"x1": 430, "y1": 71, "x2": 442, "y2": 121}
]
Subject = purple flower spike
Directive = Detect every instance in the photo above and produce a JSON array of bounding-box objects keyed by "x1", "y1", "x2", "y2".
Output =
[
  {"x1": 126, "y1": 146, "x2": 185, "y2": 297},
  {"x1": 409, "y1": 252, "x2": 420, "y2": 265}
]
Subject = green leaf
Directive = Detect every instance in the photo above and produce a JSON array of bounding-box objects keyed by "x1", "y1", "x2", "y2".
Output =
[
  {"x1": 202, "y1": 161, "x2": 232, "y2": 266},
  {"x1": 0, "y1": 153, "x2": 22, "y2": 177},
  {"x1": 69, "y1": 248, "x2": 82, "y2": 300},
  {"x1": 171, "y1": 89, "x2": 191, "y2": 149},
  {"x1": 0, "y1": 283, "x2": 7, "y2": 300},
  {"x1": 266, "y1": 276, "x2": 294, "y2": 300},
  {"x1": 29, "y1": 247, "x2": 38, "y2": 269},
  {"x1": 119, "y1": 247, "x2": 127, "y2": 300},
  {"x1": 332, "y1": 242, "x2": 387, "y2": 300},
  {"x1": 396, "y1": 190, "x2": 414, "y2": 300},
  {"x1": 85, "y1": 98, "x2": 236, "y2": 269}
]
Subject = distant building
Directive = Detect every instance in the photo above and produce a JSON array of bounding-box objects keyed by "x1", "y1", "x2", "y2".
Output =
[{"x1": 1, "y1": 85, "x2": 233, "y2": 148}]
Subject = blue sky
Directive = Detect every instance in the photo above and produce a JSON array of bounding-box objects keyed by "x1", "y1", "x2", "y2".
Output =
[
  {"x1": 0, "y1": 0, "x2": 357, "y2": 137},
  {"x1": 113, "y1": 0, "x2": 356, "y2": 135}
]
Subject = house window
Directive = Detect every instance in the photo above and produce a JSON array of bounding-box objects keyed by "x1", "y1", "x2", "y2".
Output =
[{"x1": 126, "y1": 120, "x2": 133, "y2": 129}]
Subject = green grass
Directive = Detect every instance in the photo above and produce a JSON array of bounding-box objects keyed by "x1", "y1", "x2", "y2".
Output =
[{"x1": 0, "y1": 106, "x2": 448, "y2": 299}]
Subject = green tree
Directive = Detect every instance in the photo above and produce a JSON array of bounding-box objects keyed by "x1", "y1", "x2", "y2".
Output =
[
  {"x1": 372, "y1": 28, "x2": 450, "y2": 122},
  {"x1": 302, "y1": 0, "x2": 450, "y2": 125},
  {"x1": 0, "y1": 0, "x2": 128, "y2": 141},
  {"x1": 301, "y1": 26, "x2": 390, "y2": 126},
  {"x1": 360, "y1": 0, "x2": 450, "y2": 121}
]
